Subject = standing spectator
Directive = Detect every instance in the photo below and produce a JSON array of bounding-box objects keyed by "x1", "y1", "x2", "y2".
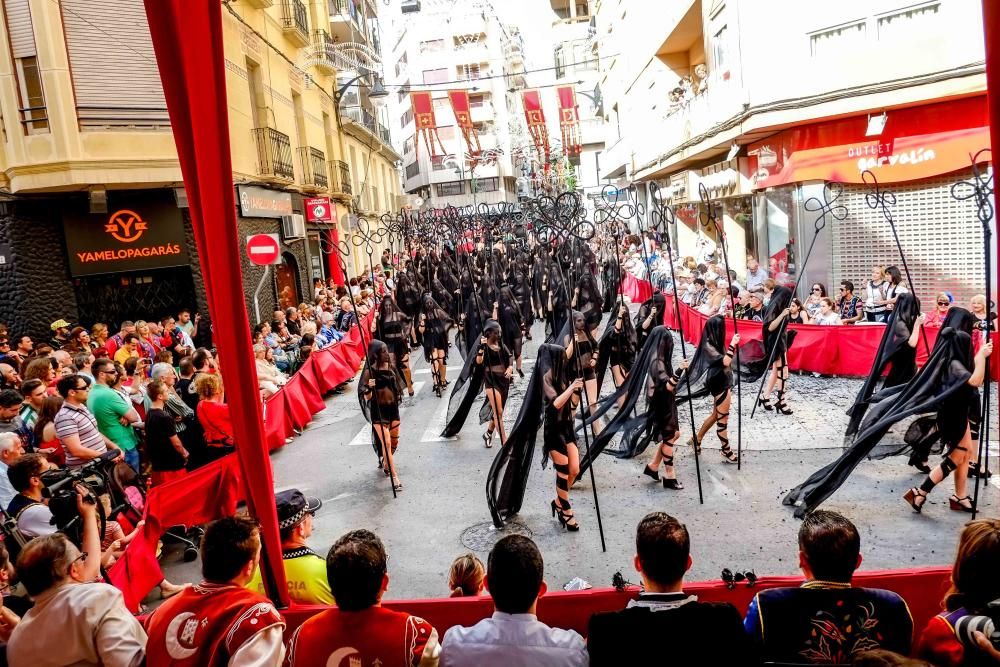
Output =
[
  {"x1": 727, "y1": 269, "x2": 743, "y2": 293},
  {"x1": 286, "y1": 529, "x2": 440, "y2": 666},
  {"x1": 52, "y1": 350, "x2": 73, "y2": 376},
  {"x1": 63, "y1": 327, "x2": 92, "y2": 354},
  {"x1": 837, "y1": 281, "x2": 864, "y2": 324},
  {"x1": 0, "y1": 362, "x2": 20, "y2": 390},
  {"x1": 87, "y1": 359, "x2": 140, "y2": 471},
  {"x1": 32, "y1": 396, "x2": 65, "y2": 465},
  {"x1": 924, "y1": 292, "x2": 953, "y2": 327},
  {"x1": 246, "y1": 489, "x2": 333, "y2": 605},
  {"x1": 105, "y1": 321, "x2": 135, "y2": 359},
  {"x1": 745, "y1": 510, "x2": 912, "y2": 663},
  {"x1": 0, "y1": 432, "x2": 24, "y2": 508},
  {"x1": 970, "y1": 293, "x2": 998, "y2": 334},
  {"x1": 814, "y1": 298, "x2": 843, "y2": 325},
  {"x1": 448, "y1": 553, "x2": 486, "y2": 597},
  {"x1": 22, "y1": 358, "x2": 55, "y2": 393},
  {"x1": 48, "y1": 319, "x2": 72, "y2": 349},
  {"x1": 916, "y1": 519, "x2": 1000, "y2": 667},
  {"x1": 762, "y1": 277, "x2": 777, "y2": 305},
  {"x1": 883, "y1": 266, "x2": 909, "y2": 312},
  {"x1": 195, "y1": 374, "x2": 234, "y2": 459},
  {"x1": 54, "y1": 374, "x2": 122, "y2": 468},
  {"x1": 7, "y1": 486, "x2": 144, "y2": 667},
  {"x1": 733, "y1": 290, "x2": 752, "y2": 319},
  {"x1": 73, "y1": 351, "x2": 95, "y2": 384},
  {"x1": 134, "y1": 321, "x2": 159, "y2": 359},
  {"x1": 746, "y1": 256, "x2": 769, "y2": 292},
  {"x1": 863, "y1": 266, "x2": 890, "y2": 322},
  {"x1": 113, "y1": 333, "x2": 141, "y2": 366},
  {"x1": 1, "y1": 335, "x2": 32, "y2": 370},
  {"x1": 17, "y1": 379, "x2": 45, "y2": 448},
  {"x1": 145, "y1": 380, "x2": 188, "y2": 487},
  {"x1": 441, "y1": 535, "x2": 586, "y2": 667},
  {"x1": 0, "y1": 390, "x2": 23, "y2": 435},
  {"x1": 588, "y1": 512, "x2": 750, "y2": 666},
  {"x1": 335, "y1": 297, "x2": 357, "y2": 332},
  {"x1": 177, "y1": 309, "x2": 200, "y2": 340},
  {"x1": 89, "y1": 323, "x2": 109, "y2": 352},
  {"x1": 144, "y1": 516, "x2": 285, "y2": 666}
]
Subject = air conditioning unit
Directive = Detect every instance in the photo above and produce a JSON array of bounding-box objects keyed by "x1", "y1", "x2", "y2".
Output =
[
  {"x1": 401, "y1": 0, "x2": 421, "y2": 13},
  {"x1": 280, "y1": 214, "x2": 305, "y2": 240}
]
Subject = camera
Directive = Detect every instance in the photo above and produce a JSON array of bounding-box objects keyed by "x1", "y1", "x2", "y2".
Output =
[
  {"x1": 955, "y1": 599, "x2": 1000, "y2": 652},
  {"x1": 39, "y1": 452, "x2": 117, "y2": 541}
]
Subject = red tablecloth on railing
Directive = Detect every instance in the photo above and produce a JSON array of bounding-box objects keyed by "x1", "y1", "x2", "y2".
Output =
[{"x1": 108, "y1": 312, "x2": 373, "y2": 610}]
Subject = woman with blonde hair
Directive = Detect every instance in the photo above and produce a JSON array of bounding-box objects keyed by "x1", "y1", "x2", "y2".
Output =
[
  {"x1": 447, "y1": 553, "x2": 486, "y2": 597},
  {"x1": 90, "y1": 323, "x2": 109, "y2": 351}
]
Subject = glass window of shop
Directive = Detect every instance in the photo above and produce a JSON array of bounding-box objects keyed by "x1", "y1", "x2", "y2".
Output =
[{"x1": 753, "y1": 182, "x2": 831, "y2": 298}]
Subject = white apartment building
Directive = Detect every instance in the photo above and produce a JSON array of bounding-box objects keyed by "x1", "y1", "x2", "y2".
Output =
[
  {"x1": 596, "y1": 0, "x2": 990, "y2": 305},
  {"x1": 389, "y1": 0, "x2": 520, "y2": 209}
]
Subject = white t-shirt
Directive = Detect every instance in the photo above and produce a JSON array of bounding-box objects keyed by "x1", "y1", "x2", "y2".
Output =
[
  {"x1": 0, "y1": 461, "x2": 16, "y2": 509},
  {"x1": 17, "y1": 503, "x2": 56, "y2": 538},
  {"x1": 814, "y1": 311, "x2": 842, "y2": 326}
]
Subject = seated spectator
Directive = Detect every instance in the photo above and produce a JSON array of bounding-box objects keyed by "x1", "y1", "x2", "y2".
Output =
[
  {"x1": 745, "y1": 510, "x2": 912, "y2": 664},
  {"x1": 441, "y1": 535, "x2": 586, "y2": 667},
  {"x1": 837, "y1": 281, "x2": 864, "y2": 324},
  {"x1": 144, "y1": 516, "x2": 286, "y2": 666},
  {"x1": 285, "y1": 306, "x2": 302, "y2": 336},
  {"x1": 145, "y1": 380, "x2": 188, "y2": 487},
  {"x1": 788, "y1": 297, "x2": 811, "y2": 324},
  {"x1": 813, "y1": 297, "x2": 843, "y2": 325},
  {"x1": 762, "y1": 277, "x2": 777, "y2": 305},
  {"x1": 746, "y1": 291, "x2": 765, "y2": 321},
  {"x1": 195, "y1": 373, "x2": 234, "y2": 459},
  {"x1": 0, "y1": 433, "x2": 24, "y2": 508},
  {"x1": 588, "y1": 512, "x2": 749, "y2": 666},
  {"x1": 7, "y1": 453, "x2": 56, "y2": 538},
  {"x1": 335, "y1": 297, "x2": 358, "y2": 331},
  {"x1": 6, "y1": 485, "x2": 144, "y2": 667},
  {"x1": 299, "y1": 333, "x2": 316, "y2": 363},
  {"x1": 806, "y1": 282, "x2": 828, "y2": 318},
  {"x1": 253, "y1": 344, "x2": 286, "y2": 398},
  {"x1": 32, "y1": 395, "x2": 65, "y2": 466},
  {"x1": 733, "y1": 290, "x2": 752, "y2": 319},
  {"x1": 448, "y1": 553, "x2": 485, "y2": 597},
  {"x1": 287, "y1": 529, "x2": 440, "y2": 667},
  {"x1": 246, "y1": 489, "x2": 333, "y2": 605},
  {"x1": 316, "y1": 312, "x2": 344, "y2": 349},
  {"x1": 113, "y1": 333, "x2": 141, "y2": 365},
  {"x1": 0, "y1": 390, "x2": 23, "y2": 435},
  {"x1": 916, "y1": 518, "x2": 1000, "y2": 667},
  {"x1": 924, "y1": 292, "x2": 953, "y2": 327}
]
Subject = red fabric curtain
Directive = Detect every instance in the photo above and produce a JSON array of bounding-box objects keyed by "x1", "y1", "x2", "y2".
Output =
[
  {"x1": 984, "y1": 0, "x2": 1000, "y2": 288},
  {"x1": 142, "y1": 0, "x2": 287, "y2": 606},
  {"x1": 325, "y1": 228, "x2": 345, "y2": 285}
]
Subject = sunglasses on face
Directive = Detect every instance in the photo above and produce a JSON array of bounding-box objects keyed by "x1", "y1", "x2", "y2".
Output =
[
  {"x1": 937, "y1": 301, "x2": 949, "y2": 306},
  {"x1": 811, "y1": 288, "x2": 821, "y2": 292}
]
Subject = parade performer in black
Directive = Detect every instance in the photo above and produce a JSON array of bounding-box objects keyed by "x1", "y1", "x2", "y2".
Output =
[
  {"x1": 374, "y1": 294, "x2": 415, "y2": 397},
  {"x1": 679, "y1": 315, "x2": 741, "y2": 464},
  {"x1": 441, "y1": 320, "x2": 513, "y2": 446},
  {"x1": 745, "y1": 285, "x2": 795, "y2": 414},
  {"x1": 558, "y1": 311, "x2": 601, "y2": 433},
  {"x1": 596, "y1": 303, "x2": 637, "y2": 394},
  {"x1": 783, "y1": 308, "x2": 991, "y2": 517},
  {"x1": 634, "y1": 291, "x2": 666, "y2": 351},
  {"x1": 843, "y1": 292, "x2": 924, "y2": 443},
  {"x1": 419, "y1": 293, "x2": 454, "y2": 397},
  {"x1": 359, "y1": 340, "x2": 403, "y2": 492},
  {"x1": 573, "y1": 272, "x2": 604, "y2": 333},
  {"x1": 496, "y1": 286, "x2": 526, "y2": 377}
]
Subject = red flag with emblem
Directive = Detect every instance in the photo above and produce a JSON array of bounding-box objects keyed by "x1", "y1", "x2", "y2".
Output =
[
  {"x1": 556, "y1": 85, "x2": 582, "y2": 155},
  {"x1": 448, "y1": 90, "x2": 481, "y2": 158},
  {"x1": 521, "y1": 89, "x2": 549, "y2": 162},
  {"x1": 411, "y1": 91, "x2": 446, "y2": 159}
]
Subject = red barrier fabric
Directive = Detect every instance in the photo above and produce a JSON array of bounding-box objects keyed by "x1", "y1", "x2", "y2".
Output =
[
  {"x1": 280, "y1": 566, "x2": 951, "y2": 649},
  {"x1": 620, "y1": 273, "x2": 652, "y2": 303},
  {"x1": 107, "y1": 313, "x2": 370, "y2": 610},
  {"x1": 985, "y1": 0, "x2": 1000, "y2": 289}
]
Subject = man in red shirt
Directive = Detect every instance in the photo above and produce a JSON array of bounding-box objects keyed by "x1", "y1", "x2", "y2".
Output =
[
  {"x1": 286, "y1": 529, "x2": 441, "y2": 667},
  {"x1": 145, "y1": 515, "x2": 285, "y2": 666}
]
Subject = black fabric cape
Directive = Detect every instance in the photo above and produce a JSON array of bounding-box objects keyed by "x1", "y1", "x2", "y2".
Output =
[
  {"x1": 843, "y1": 292, "x2": 922, "y2": 440},
  {"x1": 634, "y1": 292, "x2": 666, "y2": 351},
  {"x1": 739, "y1": 285, "x2": 795, "y2": 381},
  {"x1": 676, "y1": 314, "x2": 730, "y2": 403},
  {"x1": 486, "y1": 343, "x2": 566, "y2": 527},
  {"x1": 596, "y1": 305, "x2": 637, "y2": 391},
  {"x1": 782, "y1": 309, "x2": 978, "y2": 518},
  {"x1": 575, "y1": 272, "x2": 604, "y2": 330},
  {"x1": 441, "y1": 320, "x2": 512, "y2": 437},
  {"x1": 578, "y1": 326, "x2": 676, "y2": 476},
  {"x1": 420, "y1": 294, "x2": 453, "y2": 362}
]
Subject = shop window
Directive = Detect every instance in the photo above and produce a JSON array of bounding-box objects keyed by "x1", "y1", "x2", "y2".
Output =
[
  {"x1": 422, "y1": 67, "x2": 448, "y2": 85},
  {"x1": 436, "y1": 181, "x2": 464, "y2": 196},
  {"x1": 15, "y1": 56, "x2": 47, "y2": 133},
  {"x1": 808, "y1": 20, "x2": 867, "y2": 57},
  {"x1": 405, "y1": 161, "x2": 419, "y2": 179}
]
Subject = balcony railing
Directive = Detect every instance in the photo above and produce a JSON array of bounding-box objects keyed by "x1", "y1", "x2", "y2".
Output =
[
  {"x1": 252, "y1": 127, "x2": 295, "y2": 181},
  {"x1": 342, "y1": 105, "x2": 392, "y2": 147},
  {"x1": 310, "y1": 30, "x2": 336, "y2": 74},
  {"x1": 281, "y1": 0, "x2": 309, "y2": 47},
  {"x1": 329, "y1": 159, "x2": 353, "y2": 196},
  {"x1": 297, "y1": 146, "x2": 328, "y2": 189}
]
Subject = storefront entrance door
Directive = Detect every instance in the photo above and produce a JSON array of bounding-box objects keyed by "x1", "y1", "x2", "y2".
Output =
[
  {"x1": 275, "y1": 255, "x2": 301, "y2": 310},
  {"x1": 73, "y1": 266, "x2": 198, "y2": 329}
]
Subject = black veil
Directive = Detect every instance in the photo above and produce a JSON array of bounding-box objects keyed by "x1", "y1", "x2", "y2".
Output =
[
  {"x1": 596, "y1": 305, "x2": 637, "y2": 391},
  {"x1": 676, "y1": 315, "x2": 728, "y2": 403},
  {"x1": 739, "y1": 285, "x2": 795, "y2": 381},
  {"x1": 634, "y1": 292, "x2": 666, "y2": 350}
]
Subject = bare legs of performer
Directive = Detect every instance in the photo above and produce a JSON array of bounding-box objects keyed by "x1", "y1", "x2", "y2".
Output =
[
  {"x1": 398, "y1": 353, "x2": 414, "y2": 397},
  {"x1": 373, "y1": 421, "x2": 402, "y2": 491},
  {"x1": 550, "y1": 444, "x2": 580, "y2": 531},
  {"x1": 760, "y1": 359, "x2": 793, "y2": 415},
  {"x1": 645, "y1": 433, "x2": 683, "y2": 490},
  {"x1": 431, "y1": 349, "x2": 447, "y2": 397},
  {"x1": 484, "y1": 385, "x2": 507, "y2": 448},
  {"x1": 689, "y1": 389, "x2": 738, "y2": 463},
  {"x1": 905, "y1": 426, "x2": 974, "y2": 513}
]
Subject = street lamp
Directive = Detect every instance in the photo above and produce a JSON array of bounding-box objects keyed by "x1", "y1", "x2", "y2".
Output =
[{"x1": 335, "y1": 73, "x2": 390, "y2": 106}]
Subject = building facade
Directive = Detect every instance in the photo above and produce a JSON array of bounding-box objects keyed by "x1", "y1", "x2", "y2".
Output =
[
  {"x1": 595, "y1": 0, "x2": 991, "y2": 306},
  {"x1": 0, "y1": 0, "x2": 399, "y2": 339}
]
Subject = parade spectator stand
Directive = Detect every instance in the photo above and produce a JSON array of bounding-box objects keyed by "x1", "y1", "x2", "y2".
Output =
[{"x1": 107, "y1": 312, "x2": 372, "y2": 610}]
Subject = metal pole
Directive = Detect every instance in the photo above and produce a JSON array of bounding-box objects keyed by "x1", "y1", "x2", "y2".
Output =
[{"x1": 253, "y1": 265, "x2": 270, "y2": 325}]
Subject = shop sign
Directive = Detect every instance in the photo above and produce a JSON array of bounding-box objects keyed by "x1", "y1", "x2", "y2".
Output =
[
  {"x1": 747, "y1": 96, "x2": 990, "y2": 189},
  {"x1": 305, "y1": 196, "x2": 333, "y2": 222},
  {"x1": 237, "y1": 185, "x2": 293, "y2": 218},
  {"x1": 64, "y1": 199, "x2": 190, "y2": 277}
]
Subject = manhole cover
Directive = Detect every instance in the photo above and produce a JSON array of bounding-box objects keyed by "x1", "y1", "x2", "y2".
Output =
[{"x1": 460, "y1": 520, "x2": 533, "y2": 552}]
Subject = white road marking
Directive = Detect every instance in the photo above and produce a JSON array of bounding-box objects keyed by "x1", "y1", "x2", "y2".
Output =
[
  {"x1": 346, "y1": 381, "x2": 425, "y2": 446},
  {"x1": 322, "y1": 491, "x2": 357, "y2": 503},
  {"x1": 420, "y1": 392, "x2": 459, "y2": 442}
]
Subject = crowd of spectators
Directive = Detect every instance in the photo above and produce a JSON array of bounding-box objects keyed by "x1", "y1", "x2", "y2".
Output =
[{"x1": 0, "y1": 504, "x2": 995, "y2": 666}]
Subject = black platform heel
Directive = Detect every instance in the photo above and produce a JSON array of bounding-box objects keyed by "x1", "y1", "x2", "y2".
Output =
[
  {"x1": 903, "y1": 487, "x2": 927, "y2": 513},
  {"x1": 949, "y1": 494, "x2": 975, "y2": 513},
  {"x1": 969, "y1": 461, "x2": 993, "y2": 479},
  {"x1": 758, "y1": 395, "x2": 773, "y2": 411},
  {"x1": 661, "y1": 456, "x2": 683, "y2": 490},
  {"x1": 642, "y1": 464, "x2": 660, "y2": 481},
  {"x1": 774, "y1": 390, "x2": 793, "y2": 415},
  {"x1": 552, "y1": 499, "x2": 579, "y2": 531}
]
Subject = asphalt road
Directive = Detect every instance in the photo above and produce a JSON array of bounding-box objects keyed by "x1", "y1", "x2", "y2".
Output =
[{"x1": 159, "y1": 309, "x2": 999, "y2": 604}]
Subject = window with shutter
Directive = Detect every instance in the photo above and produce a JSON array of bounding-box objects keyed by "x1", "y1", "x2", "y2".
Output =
[
  {"x1": 3, "y1": 0, "x2": 48, "y2": 133},
  {"x1": 59, "y1": 0, "x2": 169, "y2": 130}
]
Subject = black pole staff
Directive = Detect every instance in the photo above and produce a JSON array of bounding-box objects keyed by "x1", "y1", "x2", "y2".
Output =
[
  {"x1": 593, "y1": 206, "x2": 629, "y2": 390},
  {"x1": 750, "y1": 183, "x2": 847, "y2": 419},
  {"x1": 537, "y1": 192, "x2": 607, "y2": 552},
  {"x1": 628, "y1": 184, "x2": 703, "y2": 503},
  {"x1": 862, "y1": 170, "x2": 931, "y2": 355},
  {"x1": 951, "y1": 149, "x2": 994, "y2": 520},
  {"x1": 694, "y1": 182, "x2": 743, "y2": 469},
  {"x1": 328, "y1": 231, "x2": 397, "y2": 499}
]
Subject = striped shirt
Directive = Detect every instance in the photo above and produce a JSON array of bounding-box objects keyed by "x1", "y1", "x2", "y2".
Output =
[{"x1": 55, "y1": 402, "x2": 107, "y2": 467}]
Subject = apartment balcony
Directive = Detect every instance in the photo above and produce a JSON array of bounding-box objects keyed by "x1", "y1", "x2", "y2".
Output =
[
  {"x1": 310, "y1": 30, "x2": 336, "y2": 75},
  {"x1": 297, "y1": 146, "x2": 329, "y2": 191},
  {"x1": 503, "y1": 40, "x2": 524, "y2": 64},
  {"x1": 252, "y1": 127, "x2": 295, "y2": 182},
  {"x1": 281, "y1": 0, "x2": 310, "y2": 48},
  {"x1": 342, "y1": 106, "x2": 395, "y2": 153},
  {"x1": 329, "y1": 159, "x2": 353, "y2": 197}
]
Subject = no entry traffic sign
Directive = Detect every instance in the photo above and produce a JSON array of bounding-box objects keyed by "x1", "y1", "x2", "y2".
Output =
[
  {"x1": 305, "y1": 196, "x2": 333, "y2": 222},
  {"x1": 245, "y1": 233, "x2": 281, "y2": 265}
]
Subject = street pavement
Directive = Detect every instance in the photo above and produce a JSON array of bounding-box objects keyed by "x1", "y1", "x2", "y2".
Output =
[{"x1": 159, "y1": 308, "x2": 999, "y2": 604}]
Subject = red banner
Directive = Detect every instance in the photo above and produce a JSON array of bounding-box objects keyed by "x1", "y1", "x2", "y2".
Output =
[
  {"x1": 556, "y1": 85, "x2": 581, "y2": 155},
  {"x1": 410, "y1": 91, "x2": 446, "y2": 159},
  {"x1": 522, "y1": 89, "x2": 550, "y2": 161},
  {"x1": 748, "y1": 96, "x2": 990, "y2": 188},
  {"x1": 447, "y1": 90, "x2": 481, "y2": 157}
]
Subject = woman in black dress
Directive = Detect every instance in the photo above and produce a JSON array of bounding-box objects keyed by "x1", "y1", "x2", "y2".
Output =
[
  {"x1": 573, "y1": 272, "x2": 604, "y2": 333},
  {"x1": 496, "y1": 286, "x2": 526, "y2": 377},
  {"x1": 359, "y1": 340, "x2": 403, "y2": 491},
  {"x1": 478, "y1": 320, "x2": 514, "y2": 448},
  {"x1": 375, "y1": 295, "x2": 415, "y2": 397},
  {"x1": 419, "y1": 294, "x2": 454, "y2": 397},
  {"x1": 596, "y1": 303, "x2": 637, "y2": 396},
  {"x1": 640, "y1": 328, "x2": 688, "y2": 489},
  {"x1": 560, "y1": 310, "x2": 601, "y2": 434},
  {"x1": 757, "y1": 285, "x2": 794, "y2": 415},
  {"x1": 634, "y1": 291, "x2": 666, "y2": 351},
  {"x1": 681, "y1": 315, "x2": 740, "y2": 464}
]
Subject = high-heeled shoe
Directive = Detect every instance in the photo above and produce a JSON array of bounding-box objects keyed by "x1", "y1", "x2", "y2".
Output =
[
  {"x1": 774, "y1": 391, "x2": 793, "y2": 415},
  {"x1": 662, "y1": 476, "x2": 684, "y2": 490},
  {"x1": 949, "y1": 494, "x2": 975, "y2": 513},
  {"x1": 969, "y1": 461, "x2": 993, "y2": 479},
  {"x1": 483, "y1": 430, "x2": 494, "y2": 448},
  {"x1": 517, "y1": 368, "x2": 525, "y2": 378},
  {"x1": 642, "y1": 464, "x2": 659, "y2": 481},
  {"x1": 392, "y1": 477, "x2": 403, "y2": 492},
  {"x1": 758, "y1": 395, "x2": 773, "y2": 411},
  {"x1": 721, "y1": 444, "x2": 738, "y2": 464},
  {"x1": 903, "y1": 487, "x2": 927, "y2": 513},
  {"x1": 551, "y1": 499, "x2": 579, "y2": 531}
]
